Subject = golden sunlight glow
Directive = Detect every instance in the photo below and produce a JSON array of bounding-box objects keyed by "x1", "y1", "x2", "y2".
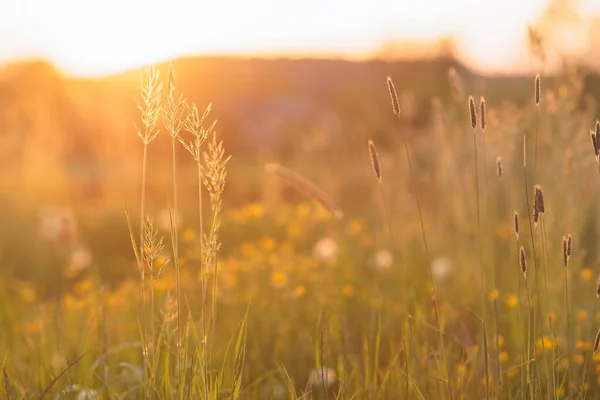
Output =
[{"x1": 1, "y1": 0, "x2": 600, "y2": 76}]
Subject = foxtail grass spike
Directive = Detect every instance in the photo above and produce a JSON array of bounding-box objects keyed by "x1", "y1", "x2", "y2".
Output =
[
  {"x1": 368, "y1": 140, "x2": 381, "y2": 182},
  {"x1": 386, "y1": 76, "x2": 400, "y2": 116},
  {"x1": 514, "y1": 212, "x2": 519, "y2": 241},
  {"x1": 479, "y1": 97, "x2": 486, "y2": 131},
  {"x1": 496, "y1": 156, "x2": 503, "y2": 179},
  {"x1": 519, "y1": 246, "x2": 527, "y2": 278},
  {"x1": 469, "y1": 96, "x2": 477, "y2": 130},
  {"x1": 563, "y1": 236, "x2": 568, "y2": 268},
  {"x1": 535, "y1": 74, "x2": 541, "y2": 105},
  {"x1": 533, "y1": 185, "x2": 545, "y2": 225}
]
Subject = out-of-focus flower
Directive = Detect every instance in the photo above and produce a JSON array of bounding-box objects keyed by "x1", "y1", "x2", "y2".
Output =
[
  {"x1": 259, "y1": 380, "x2": 286, "y2": 399},
  {"x1": 313, "y1": 237, "x2": 338, "y2": 263},
  {"x1": 69, "y1": 244, "x2": 92, "y2": 272},
  {"x1": 431, "y1": 256, "x2": 454, "y2": 283},
  {"x1": 39, "y1": 207, "x2": 77, "y2": 245},
  {"x1": 309, "y1": 366, "x2": 337, "y2": 387},
  {"x1": 373, "y1": 249, "x2": 393, "y2": 270},
  {"x1": 271, "y1": 272, "x2": 287, "y2": 288}
]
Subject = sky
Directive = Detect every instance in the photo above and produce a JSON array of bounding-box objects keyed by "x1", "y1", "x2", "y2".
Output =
[{"x1": 0, "y1": 0, "x2": 598, "y2": 77}]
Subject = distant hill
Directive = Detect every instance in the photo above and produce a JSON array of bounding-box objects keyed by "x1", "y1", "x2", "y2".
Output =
[{"x1": 0, "y1": 55, "x2": 594, "y2": 207}]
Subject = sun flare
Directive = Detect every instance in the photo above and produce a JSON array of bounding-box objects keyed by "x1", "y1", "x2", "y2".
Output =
[{"x1": 0, "y1": 0, "x2": 598, "y2": 76}]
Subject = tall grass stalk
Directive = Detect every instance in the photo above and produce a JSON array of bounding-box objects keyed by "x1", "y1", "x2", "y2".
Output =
[
  {"x1": 132, "y1": 66, "x2": 162, "y2": 391},
  {"x1": 387, "y1": 76, "x2": 450, "y2": 398},
  {"x1": 179, "y1": 102, "x2": 214, "y2": 396},
  {"x1": 468, "y1": 95, "x2": 490, "y2": 399},
  {"x1": 162, "y1": 63, "x2": 186, "y2": 395},
  {"x1": 479, "y1": 96, "x2": 502, "y2": 394},
  {"x1": 539, "y1": 215, "x2": 555, "y2": 398}
]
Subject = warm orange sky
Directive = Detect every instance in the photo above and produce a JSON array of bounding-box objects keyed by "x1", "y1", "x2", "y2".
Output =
[{"x1": 0, "y1": 0, "x2": 598, "y2": 76}]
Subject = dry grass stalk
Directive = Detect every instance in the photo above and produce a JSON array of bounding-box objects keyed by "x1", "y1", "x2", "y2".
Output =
[
  {"x1": 514, "y1": 212, "x2": 519, "y2": 241},
  {"x1": 386, "y1": 76, "x2": 400, "y2": 116},
  {"x1": 496, "y1": 157, "x2": 503, "y2": 179},
  {"x1": 534, "y1": 74, "x2": 541, "y2": 105},
  {"x1": 468, "y1": 96, "x2": 477, "y2": 130},
  {"x1": 162, "y1": 62, "x2": 186, "y2": 389},
  {"x1": 368, "y1": 140, "x2": 381, "y2": 182},
  {"x1": 479, "y1": 97, "x2": 486, "y2": 131},
  {"x1": 519, "y1": 246, "x2": 527, "y2": 278},
  {"x1": 266, "y1": 163, "x2": 344, "y2": 220}
]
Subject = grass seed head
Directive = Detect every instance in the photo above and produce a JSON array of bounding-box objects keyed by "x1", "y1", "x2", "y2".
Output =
[
  {"x1": 535, "y1": 74, "x2": 541, "y2": 105},
  {"x1": 519, "y1": 246, "x2": 527, "y2": 278},
  {"x1": 368, "y1": 140, "x2": 381, "y2": 182},
  {"x1": 533, "y1": 185, "x2": 545, "y2": 225},
  {"x1": 266, "y1": 163, "x2": 344, "y2": 220},
  {"x1": 468, "y1": 96, "x2": 477, "y2": 130},
  {"x1": 479, "y1": 97, "x2": 486, "y2": 131},
  {"x1": 496, "y1": 156, "x2": 503, "y2": 179},
  {"x1": 562, "y1": 236, "x2": 568, "y2": 268},
  {"x1": 514, "y1": 211, "x2": 519, "y2": 241},
  {"x1": 567, "y1": 234, "x2": 572, "y2": 258}
]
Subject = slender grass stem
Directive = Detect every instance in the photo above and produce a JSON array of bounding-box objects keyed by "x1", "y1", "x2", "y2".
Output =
[
  {"x1": 471, "y1": 125, "x2": 490, "y2": 399},
  {"x1": 397, "y1": 117, "x2": 451, "y2": 399},
  {"x1": 539, "y1": 217, "x2": 554, "y2": 399},
  {"x1": 197, "y1": 160, "x2": 208, "y2": 399},
  {"x1": 170, "y1": 137, "x2": 183, "y2": 398},
  {"x1": 140, "y1": 143, "x2": 149, "y2": 390}
]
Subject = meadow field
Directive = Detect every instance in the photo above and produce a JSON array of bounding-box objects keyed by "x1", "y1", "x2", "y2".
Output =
[{"x1": 1, "y1": 55, "x2": 600, "y2": 399}]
